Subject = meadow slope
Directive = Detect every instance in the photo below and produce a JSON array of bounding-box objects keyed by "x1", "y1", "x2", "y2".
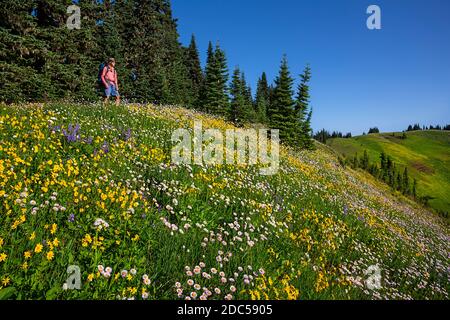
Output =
[
  {"x1": 327, "y1": 131, "x2": 450, "y2": 215},
  {"x1": 0, "y1": 103, "x2": 448, "y2": 300}
]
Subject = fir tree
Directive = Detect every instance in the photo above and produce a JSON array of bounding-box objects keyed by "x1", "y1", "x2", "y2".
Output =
[
  {"x1": 241, "y1": 72, "x2": 256, "y2": 121},
  {"x1": 268, "y1": 56, "x2": 297, "y2": 144},
  {"x1": 200, "y1": 41, "x2": 216, "y2": 111},
  {"x1": 362, "y1": 150, "x2": 369, "y2": 170},
  {"x1": 402, "y1": 167, "x2": 410, "y2": 194},
  {"x1": 229, "y1": 67, "x2": 244, "y2": 124},
  {"x1": 203, "y1": 42, "x2": 229, "y2": 115},
  {"x1": 0, "y1": 0, "x2": 49, "y2": 101},
  {"x1": 213, "y1": 44, "x2": 229, "y2": 115},
  {"x1": 295, "y1": 64, "x2": 313, "y2": 149},
  {"x1": 229, "y1": 68, "x2": 254, "y2": 125},
  {"x1": 255, "y1": 73, "x2": 270, "y2": 123},
  {"x1": 184, "y1": 34, "x2": 204, "y2": 107}
]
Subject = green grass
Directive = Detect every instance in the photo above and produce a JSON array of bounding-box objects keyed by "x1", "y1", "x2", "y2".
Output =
[{"x1": 327, "y1": 131, "x2": 450, "y2": 214}]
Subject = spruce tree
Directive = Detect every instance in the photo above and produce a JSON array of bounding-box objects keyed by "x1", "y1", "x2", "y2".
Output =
[
  {"x1": 203, "y1": 42, "x2": 229, "y2": 115},
  {"x1": 184, "y1": 34, "x2": 204, "y2": 108},
  {"x1": 213, "y1": 44, "x2": 229, "y2": 115},
  {"x1": 296, "y1": 64, "x2": 313, "y2": 149},
  {"x1": 402, "y1": 167, "x2": 410, "y2": 194},
  {"x1": 362, "y1": 150, "x2": 370, "y2": 170},
  {"x1": 229, "y1": 68, "x2": 255, "y2": 125},
  {"x1": 240, "y1": 72, "x2": 256, "y2": 121},
  {"x1": 121, "y1": 0, "x2": 193, "y2": 104},
  {"x1": 0, "y1": 0, "x2": 49, "y2": 102},
  {"x1": 268, "y1": 56, "x2": 297, "y2": 144},
  {"x1": 200, "y1": 41, "x2": 216, "y2": 111},
  {"x1": 229, "y1": 67, "x2": 244, "y2": 124},
  {"x1": 255, "y1": 73, "x2": 270, "y2": 124}
]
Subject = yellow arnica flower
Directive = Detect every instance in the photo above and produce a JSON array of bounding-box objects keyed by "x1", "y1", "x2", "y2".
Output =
[
  {"x1": 46, "y1": 251, "x2": 54, "y2": 261},
  {"x1": 1, "y1": 277, "x2": 10, "y2": 286},
  {"x1": 87, "y1": 274, "x2": 94, "y2": 282},
  {"x1": 24, "y1": 251, "x2": 32, "y2": 259},
  {"x1": 0, "y1": 253, "x2": 7, "y2": 262},
  {"x1": 34, "y1": 243, "x2": 43, "y2": 253}
]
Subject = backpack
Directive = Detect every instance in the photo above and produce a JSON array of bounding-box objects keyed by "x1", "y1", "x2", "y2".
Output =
[
  {"x1": 97, "y1": 62, "x2": 107, "y2": 87},
  {"x1": 97, "y1": 62, "x2": 117, "y2": 94}
]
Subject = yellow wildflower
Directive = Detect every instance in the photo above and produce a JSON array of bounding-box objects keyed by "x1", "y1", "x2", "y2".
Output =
[
  {"x1": 34, "y1": 243, "x2": 43, "y2": 253},
  {"x1": 46, "y1": 251, "x2": 54, "y2": 261},
  {"x1": 1, "y1": 277, "x2": 10, "y2": 286}
]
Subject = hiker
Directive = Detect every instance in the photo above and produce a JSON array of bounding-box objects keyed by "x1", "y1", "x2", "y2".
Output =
[{"x1": 100, "y1": 58, "x2": 120, "y2": 106}]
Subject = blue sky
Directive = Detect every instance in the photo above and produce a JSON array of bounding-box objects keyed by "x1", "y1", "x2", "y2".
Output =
[{"x1": 172, "y1": 0, "x2": 450, "y2": 135}]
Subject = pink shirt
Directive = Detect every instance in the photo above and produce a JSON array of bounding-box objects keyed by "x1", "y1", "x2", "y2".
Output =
[{"x1": 101, "y1": 66, "x2": 118, "y2": 87}]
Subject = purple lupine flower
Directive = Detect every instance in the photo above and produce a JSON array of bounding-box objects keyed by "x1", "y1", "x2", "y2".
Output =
[
  {"x1": 121, "y1": 128, "x2": 132, "y2": 141},
  {"x1": 49, "y1": 125, "x2": 61, "y2": 133},
  {"x1": 343, "y1": 205, "x2": 348, "y2": 216},
  {"x1": 62, "y1": 123, "x2": 81, "y2": 142},
  {"x1": 101, "y1": 141, "x2": 110, "y2": 154},
  {"x1": 68, "y1": 214, "x2": 75, "y2": 223}
]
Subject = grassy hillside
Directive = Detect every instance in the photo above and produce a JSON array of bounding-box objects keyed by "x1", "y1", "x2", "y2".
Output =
[
  {"x1": 0, "y1": 103, "x2": 448, "y2": 300},
  {"x1": 327, "y1": 131, "x2": 450, "y2": 214}
]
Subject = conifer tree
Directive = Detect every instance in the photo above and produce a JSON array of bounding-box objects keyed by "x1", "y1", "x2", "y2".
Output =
[
  {"x1": 229, "y1": 68, "x2": 255, "y2": 125},
  {"x1": 200, "y1": 41, "x2": 215, "y2": 111},
  {"x1": 255, "y1": 73, "x2": 270, "y2": 124},
  {"x1": 203, "y1": 42, "x2": 229, "y2": 115},
  {"x1": 362, "y1": 150, "x2": 370, "y2": 170},
  {"x1": 268, "y1": 56, "x2": 297, "y2": 144},
  {"x1": 396, "y1": 172, "x2": 403, "y2": 191},
  {"x1": 0, "y1": 0, "x2": 49, "y2": 101},
  {"x1": 296, "y1": 64, "x2": 313, "y2": 149},
  {"x1": 241, "y1": 72, "x2": 256, "y2": 121},
  {"x1": 184, "y1": 34, "x2": 204, "y2": 108},
  {"x1": 213, "y1": 44, "x2": 229, "y2": 115},
  {"x1": 402, "y1": 167, "x2": 410, "y2": 194},
  {"x1": 229, "y1": 67, "x2": 244, "y2": 124}
]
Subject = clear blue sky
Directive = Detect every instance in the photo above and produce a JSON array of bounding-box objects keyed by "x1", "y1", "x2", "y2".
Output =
[{"x1": 172, "y1": 0, "x2": 450, "y2": 135}]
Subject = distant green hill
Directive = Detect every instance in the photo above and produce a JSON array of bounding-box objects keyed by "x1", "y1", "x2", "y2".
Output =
[{"x1": 327, "y1": 130, "x2": 450, "y2": 214}]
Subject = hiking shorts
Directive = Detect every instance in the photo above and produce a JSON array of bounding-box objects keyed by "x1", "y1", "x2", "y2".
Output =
[{"x1": 105, "y1": 84, "x2": 120, "y2": 97}]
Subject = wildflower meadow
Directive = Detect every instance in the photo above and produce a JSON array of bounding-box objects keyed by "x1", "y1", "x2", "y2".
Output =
[{"x1": 0, "y1": 103, "x2": 448, "y2": 300}]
